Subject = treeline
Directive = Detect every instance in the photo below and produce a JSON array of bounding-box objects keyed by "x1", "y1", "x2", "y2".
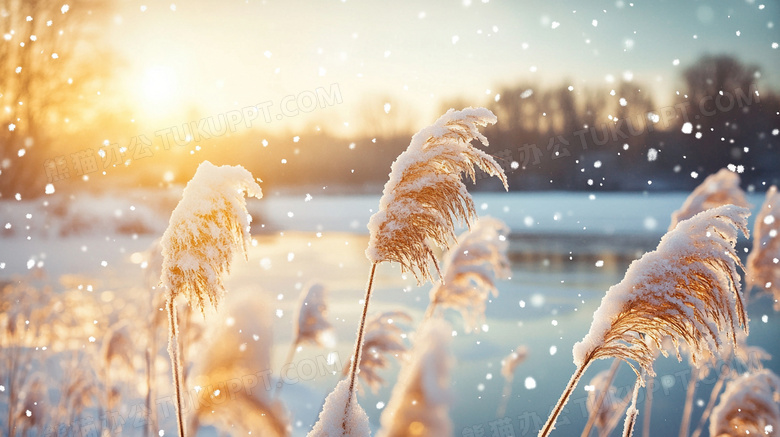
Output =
[
  {"x1": 204, "y1": 54, "x2": 780, "y2": 193},
  {"x1": 29, "y1": 54, "x2": 780, "y2": 196}
]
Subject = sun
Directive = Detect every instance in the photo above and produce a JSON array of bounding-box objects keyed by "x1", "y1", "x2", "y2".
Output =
[{"x1": 139, "y1": 65, "x2": 179, "y2": 115}]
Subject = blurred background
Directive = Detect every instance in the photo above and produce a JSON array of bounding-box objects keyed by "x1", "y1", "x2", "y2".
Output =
[{"x1": 0, "y1": 0, "x2": 778, "y2": 197}]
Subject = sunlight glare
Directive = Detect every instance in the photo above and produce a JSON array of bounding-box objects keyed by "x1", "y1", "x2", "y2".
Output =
[{"x1": 141, "y1": 66, "x2": 178, "y2": 111}]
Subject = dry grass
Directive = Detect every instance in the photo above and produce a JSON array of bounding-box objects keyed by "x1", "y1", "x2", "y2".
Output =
[
  {"x1": 293, "y1": 282, "x2": 334, "y2": 347},
  {"x1": 497, "y1": 345, "x2": 528, "y2": 418},
  {"x1": 366, "y1": 107, "x2": 507, "y2": 283},
  {"x1": 161, "y1": 161, "x2": 262, "y2": 314},
  {"x1": 189, "y1": 296, "x2": 289, "y2": 437},
  {"x1": 669, "y1": 168, "x2": 750, "y2": 230},
  {"x1": 574, "y1": 205, "x2": 750, "y2": 379},
  {"x1": 377, "y1": 319, "x2": 454, "y2": 437},
  {"x1": 342, "y1": 311, "x2": 412, "y2": 394},
  {"x1": 585, "y1": 366, "x2": 632, "y2": 437},
  {"x1": 746, "y1": 185, "x2": 780, "y2": 309},
  {"x1": 427, "y1": 216, "x2": 511, "y2": 330},
  {"x1": 540, "y1": 205, "x2": 750, "y2": 437},
  {"x1": 709, "y1": 369, "x2": 780, "y2": 437},
  {"x1": 160, "y1": 161, "x2": 262, "y2": 437}
]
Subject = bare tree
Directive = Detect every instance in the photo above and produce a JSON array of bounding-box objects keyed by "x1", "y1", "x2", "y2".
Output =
[{"x1": 0, "y1": 0, "x2": 112, "y2": 198}]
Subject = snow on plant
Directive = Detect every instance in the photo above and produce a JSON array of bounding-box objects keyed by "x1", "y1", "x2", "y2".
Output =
[
  {"x1": 426, "y1": 216, "x2": 511, "y2": 331},
  {"x1": 366, "y1": 107, "x2": 507, "y2": 283},
  {"x1": 326, "y1": 107, "x2": 507, "y2": 433},
  {"x1": 343, "y1": 310, "x2": 412, "y2": 394},
  {"x1": 277, "y1": 282, "x2": 334, "y2": 395},
  {"x1": 376, "y1": 319, "x2": 454, "y2": 437},
  {"x1": 497, "y1": 345, "x2": 528, "y2": 418},
  {"x1": 669, "y1": 168, "x2": 750, "y2": 230},
  {"x1": 160, "y1": 160, "x2": 263, "y2": 437},
  {"x1": 539, "y1": 205, "x2": 750, "y2": 437},
  {"x1": 746, "y1": 185, "x2": 780, "y2": 309},
  {"x1": 293, "y1": 282, "x2": 334, "y2": 348},
  {"x1": 190, "y1": 297, "x2": 289, "y2": 437},
  {"x1": 689, "y1": 331, "x2": 772, "y2": 437},
  {"x1": 709, "y1": 369, "x2": 780, "y2": 437},
  {"x1": 308, "y1": 379, "x2": 371, "y2": 437},
  {"x1": 161, "y1": 160, "x2": 262, "y2": 313}
]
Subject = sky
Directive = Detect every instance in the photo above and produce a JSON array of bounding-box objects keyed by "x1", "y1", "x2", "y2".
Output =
[{"x1": 107, "y1": 0, "x2": 780, "y2": 135}]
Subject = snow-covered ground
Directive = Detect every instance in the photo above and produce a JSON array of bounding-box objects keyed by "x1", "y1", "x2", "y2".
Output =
[{"x1": 1, "y1": 189, "x2": 778, "y2": 436}]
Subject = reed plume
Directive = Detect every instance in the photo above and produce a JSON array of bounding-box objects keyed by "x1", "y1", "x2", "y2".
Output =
[
  {"x1": 376, "y1": 319, "x2": 454, "y2": 437},
  {"x1": 497, "y1": 345, "x2": 528, "y2": 418},
  {"x1": 746, "y1": 185, "x2": 780, "y2": 309},
  {"x1": 160, "y1": 160, "x2": 262, "y2": 437},
  {"x1": 56, "y1": 358, "x2": 97, "y2": 428},
  {"x1": 690, "y1": 331, "x2": 772, "y2": 437},
  {"x1": 161, "y1": 160, "x2": 262, "y2": 313},
  {"x1": 366, "y1": 107, "x2": 507, "y2": 283},
  {"x1": 293, "y1": 282, "x2": 334, "y2": 347},
  {"x1": 334, "y1": 107, "x2": 506, "y2": 428},
  {"x1": 342, "y1": 310, "x2": 412, "y2": 394},
  {"x1": 669, "y1": 168, "x2": 750, "y2": 230},
  {"x1": 426, "y1": 216, "x2": 511, "y2": 330},
  {"x1": 539, "y1": 205, "x2": 750, "y2": 437},
  {"x1": 278, "y1": 282, "x2": 335, "y2": 396},
  {"x1": 584, "y1": 365, "x2": 633, "y2": 437},
  {"x1": 100, "y1": 321, "x2": 135, "y2": 432},
  {"x1": 14, "y1": 372, "x2": 47, "y2": 436},
  {"x1": 189, "y1": 296, "x2": 289, "y2": 437},
  {"x1": 709, "y1": 369, "x2": 780, "y2": 437}
]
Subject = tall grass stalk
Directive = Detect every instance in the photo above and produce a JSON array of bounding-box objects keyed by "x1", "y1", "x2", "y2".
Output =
[{"x1": 540, "y1": 205, "x2": 750, "y2": 437}]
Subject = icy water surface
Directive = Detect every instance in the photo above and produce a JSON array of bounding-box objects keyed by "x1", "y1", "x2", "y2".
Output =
[{"x1": 1, "y1": 191, "x2": 778, "y2": 436}]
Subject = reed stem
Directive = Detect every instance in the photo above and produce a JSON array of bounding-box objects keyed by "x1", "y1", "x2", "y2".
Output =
[
  {"x1": 539, "y1": 357, "x2": 592, "y2": 437},
  {"x1": 642, "y1": 375, "x2": 654, "y2": 437},
  {"x1": 274, "y1": 340, "x2": 299, "y2": 398},
  {"x1": 343, "y1": 263, "x2": 378, "y2": 422},
  {"x1": 167, "y1": 297, "x2": 186, "y2": 437},
  {"x1": 691, "y1": 366, "x2": 727, "y2": 437},
  {"x1": 581, "y1": 358, "x2": 621, "y2": 437},
  {"x1": 496, "y1": 376, "x2": 514, "y2": 419},
  {"x1": 621, "y1": 376, "x2": 642, "y2": 437},
  {"x1": 679, "y1": 366, "x2": 698, "y2": 437}
]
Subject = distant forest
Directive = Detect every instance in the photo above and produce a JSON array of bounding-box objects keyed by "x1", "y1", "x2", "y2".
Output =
[
  {"x1": 4, "y1": 54, "x2": 779, "y2": 197},
  {"x1": 222, "y1": 54, "x2": 780, "y2": 193}
]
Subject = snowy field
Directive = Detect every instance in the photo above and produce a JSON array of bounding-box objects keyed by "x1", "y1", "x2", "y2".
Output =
[{"x1": 1, "y1": 189, "x2": 778, "y2": 436}]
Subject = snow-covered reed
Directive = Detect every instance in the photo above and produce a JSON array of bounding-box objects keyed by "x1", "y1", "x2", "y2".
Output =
[
  {"x1": 669, "y1": 168, "x2": 749, "y2": 230},
  {"x1": 293, "y1": 282, "x2": 334, "y2": 347},
  {"x1": 277, "y1": 282, "x2": 334, "y2": 395},
  {"x1": 308, "y1": 379, "x2": 371, "y2": 437},
  {"x1": 585, "y1": 365, "x2": 632, "y2": 437},
  {"x1": 160, "y1": 160, "x2": 262, "y2": 437},
  {"x1": 709, "y1": 369, "x2": 780, "y2": 437},
  {"x1": 366, "y1": 107, "x2": 507, "y2": 283},
  {"x1": 497, "y1": 345, "x2": 528, "y2": 418},
  {"x1": 343, "y1": 310, "x2": 411, "y2": 394},
  {"x1": 746, "y1": 185, "x2": 780, "y2": 309},
  {"x1": 690, "y1": 331, "x2": 772, "y2": 437},
  {"x1": 336, "y1": 107, "x2": 506, "y2": 430},
  {"x1": 376, "y1": 319, "x2": 454, "y2": 437},
  {"x1": 539, "y1": 205, "x2": 750, "y2": 437},
  {"x1": 189, "y1": 297, "x2": 289, "y2": 436},
  {"x1": 426, "y1": 216, "x2": 511, "y2": 331},
  {"x1": 161, "y1": 161, "x2": 262, "y2": 313}
]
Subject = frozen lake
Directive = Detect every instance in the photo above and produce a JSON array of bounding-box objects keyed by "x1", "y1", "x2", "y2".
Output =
[{"x1": 1, "y1": 190, "x2": 777, "y2": 436}]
